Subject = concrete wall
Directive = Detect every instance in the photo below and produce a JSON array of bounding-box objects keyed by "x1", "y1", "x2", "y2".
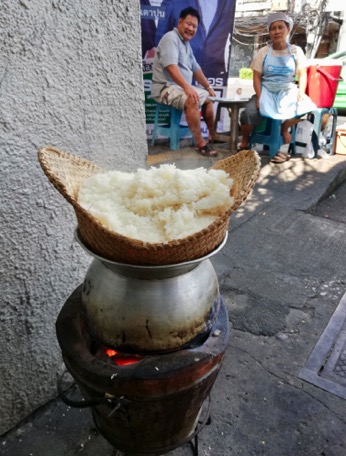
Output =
[{"x1": 0, "y1": 0, "x2": 146, "y2": 435}]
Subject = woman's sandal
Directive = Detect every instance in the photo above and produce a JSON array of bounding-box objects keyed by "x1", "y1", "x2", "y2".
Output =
[{"x1": 197, "y1": 143, "x2": 218, "y2": 157}]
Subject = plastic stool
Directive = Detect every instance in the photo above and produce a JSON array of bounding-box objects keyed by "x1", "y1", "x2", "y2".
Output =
[
  {"x1": 249, "y1": 118, "x2": 296, "y2": 158},
  {"x1": 151, "y1": 104, "x2": 192, "y2": 150},
  {"x1": 307, "y1": 107, "x2": 338, "y2": 155},
  {"x1": 249, "y1": 118, "x2": 283, "y2": 159}
]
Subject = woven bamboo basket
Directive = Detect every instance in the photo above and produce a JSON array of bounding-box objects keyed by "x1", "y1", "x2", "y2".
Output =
[{"x1": 38, "y1": 146, "x2": 261, "y2": 265}]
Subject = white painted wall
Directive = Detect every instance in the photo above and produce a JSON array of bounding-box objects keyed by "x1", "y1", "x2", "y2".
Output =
[{"x1": 0, "y1": 0, "x2": 146, "y2": 435}]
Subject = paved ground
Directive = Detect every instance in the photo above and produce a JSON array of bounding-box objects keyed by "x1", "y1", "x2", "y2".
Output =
[{"x1": 2, "y1": 121, "x2": 346, "y2": 456}]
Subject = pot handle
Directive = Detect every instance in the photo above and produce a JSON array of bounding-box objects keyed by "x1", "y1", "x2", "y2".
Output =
[{"x1": 57, "y1": 368, "x2": 102, "y2": 408}]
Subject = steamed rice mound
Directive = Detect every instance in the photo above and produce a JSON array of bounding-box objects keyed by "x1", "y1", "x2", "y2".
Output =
[{"x1": 78, "y1": 164, "x2": 234, "y2": 243}]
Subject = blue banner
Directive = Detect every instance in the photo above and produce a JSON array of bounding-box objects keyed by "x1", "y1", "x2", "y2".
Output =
[{"x1": 141, "y1": 0, "x2": 236, "y2": 136}]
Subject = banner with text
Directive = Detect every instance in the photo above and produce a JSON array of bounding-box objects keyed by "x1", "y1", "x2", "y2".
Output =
[{"x1": 141, "y1": 0, "x2": 236, "y2": 138}]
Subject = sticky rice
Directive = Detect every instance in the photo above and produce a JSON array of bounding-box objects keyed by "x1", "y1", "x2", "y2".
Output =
[{"x1": 77, "y1": 164, "x2": 234, "y2": 243}]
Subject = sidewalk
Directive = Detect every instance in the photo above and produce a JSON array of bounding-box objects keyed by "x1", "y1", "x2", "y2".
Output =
[{"x1": 2, "y1": 139, "x2": 346, "y2": 456}]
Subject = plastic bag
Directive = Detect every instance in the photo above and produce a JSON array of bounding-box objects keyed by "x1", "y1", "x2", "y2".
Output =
[{"x1": 295, "y1": 120, "x2": 318, "y2": 158}]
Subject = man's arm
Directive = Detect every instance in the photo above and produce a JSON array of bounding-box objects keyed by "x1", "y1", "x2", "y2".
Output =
[
  {"x1": 165, "y1": 64, "x2": 202, "y2": 104},
  {"x1": 193, "y1": 69, "x2": 216, "y2": 97}
]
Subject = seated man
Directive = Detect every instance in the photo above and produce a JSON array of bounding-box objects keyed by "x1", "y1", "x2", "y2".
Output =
[{"x1": 151, "y1": 7, "x2": 217, "y2": 157}]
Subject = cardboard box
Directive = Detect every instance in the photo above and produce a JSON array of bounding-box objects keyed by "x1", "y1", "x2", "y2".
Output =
[{"x1": 334, "y1": 129, "x2": 346, "y2": 155}]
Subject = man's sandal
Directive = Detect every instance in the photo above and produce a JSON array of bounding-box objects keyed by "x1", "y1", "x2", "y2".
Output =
[
  {"x1": 197, "y1": 143, "x2": 218, "y2": 157},
  {"x1": 271, "y1": 152, "x2": 290, "y2": 163}
]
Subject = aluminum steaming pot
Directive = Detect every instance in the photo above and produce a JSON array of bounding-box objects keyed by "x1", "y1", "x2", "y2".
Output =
[{"x1": 76, "y1": 231, "x2": 227, "y2": 353}]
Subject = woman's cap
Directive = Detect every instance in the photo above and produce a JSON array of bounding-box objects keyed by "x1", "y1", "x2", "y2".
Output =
[{"x1": 267, "y1": 12, "x2": 293, "y2": 31}]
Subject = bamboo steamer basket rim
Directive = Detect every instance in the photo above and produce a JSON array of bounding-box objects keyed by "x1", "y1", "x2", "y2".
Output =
[{"x1": 37, "y1": 146, "x2": 261, "y2": 265}]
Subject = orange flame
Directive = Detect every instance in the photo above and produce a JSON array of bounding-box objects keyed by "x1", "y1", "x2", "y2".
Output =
[{"x1": 105, "y1": 348, "x2": 142, "y2": 366}]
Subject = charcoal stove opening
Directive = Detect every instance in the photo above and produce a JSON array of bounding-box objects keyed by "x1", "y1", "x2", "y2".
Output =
[
  {"x1": 89, "y1": 327, "x2": 212, "y2": 364},
  {"x1": 92, "y1": 343, "x2": 144, "y2": 366}
]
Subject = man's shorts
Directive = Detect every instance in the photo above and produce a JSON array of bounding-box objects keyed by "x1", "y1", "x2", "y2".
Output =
[{"x1": 157, "y1": 85, "x2": 209, "y2": 111}]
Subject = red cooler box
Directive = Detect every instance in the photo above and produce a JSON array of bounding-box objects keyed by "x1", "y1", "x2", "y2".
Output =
[{"x1": 306, "y1": 59, "x2": 343, "y2": 108}]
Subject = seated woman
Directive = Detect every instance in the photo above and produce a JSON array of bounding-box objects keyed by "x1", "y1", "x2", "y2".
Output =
[{"x1": 239, "y1": 12, "x2": 317, "y2": 163}]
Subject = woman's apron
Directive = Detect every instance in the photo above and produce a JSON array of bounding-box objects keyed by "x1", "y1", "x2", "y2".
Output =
[{"x1": 259, "y1": 45, "x2": 316, "y2": 119}]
